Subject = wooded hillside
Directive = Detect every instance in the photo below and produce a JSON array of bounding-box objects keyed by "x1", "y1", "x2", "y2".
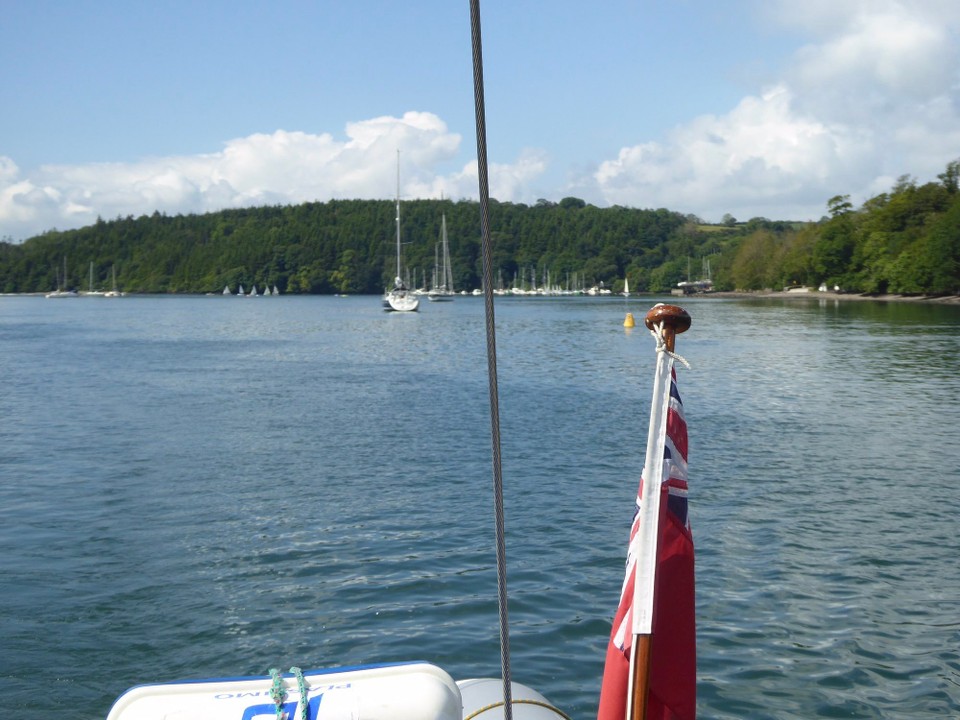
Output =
[{"x1": 2, "y1": 160, "x2": 957, "y2": 296}]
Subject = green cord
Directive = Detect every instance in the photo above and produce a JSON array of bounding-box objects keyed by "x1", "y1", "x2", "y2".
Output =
[
  {"x1": 268, "y1": 668, "x2": 285, "y2": 720},
  {"x1": 291, "y1": 667, "x2": 308, "y2": 720},
  {"x1": 268, "y1": 666, "x2": 310, "y2": 720}
]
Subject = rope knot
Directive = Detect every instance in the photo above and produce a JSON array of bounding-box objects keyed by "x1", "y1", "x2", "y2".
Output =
[{"x1": 649, "y1": 322, "x2": 691, "y2": 369}]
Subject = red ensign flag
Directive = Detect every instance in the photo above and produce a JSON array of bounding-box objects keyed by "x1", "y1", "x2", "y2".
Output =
[{"x1": 597, "y1": 368, "x2": 695, "y2": 720}]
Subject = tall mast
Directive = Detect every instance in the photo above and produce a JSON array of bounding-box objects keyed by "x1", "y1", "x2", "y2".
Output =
[{"x1": 395, "y1": 150, "x2": 402, "y2": 279}]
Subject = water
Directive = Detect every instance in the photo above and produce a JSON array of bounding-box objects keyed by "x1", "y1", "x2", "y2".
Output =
[{"x1": 1, "y1": 294, "x2": 958, "y2": 718}]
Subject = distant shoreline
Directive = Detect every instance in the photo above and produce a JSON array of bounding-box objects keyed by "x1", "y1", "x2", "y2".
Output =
[
  {"x1": 700, "y1": 290, "x2": 960, "y2": 305},
  {"x1": 4, "y1": 290, "x2": 960, "y2": 305}
]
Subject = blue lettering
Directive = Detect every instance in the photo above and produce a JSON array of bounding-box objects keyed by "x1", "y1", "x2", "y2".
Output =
[{"x1": 241, "y1": 694, "x2": 322, "y2": 720}]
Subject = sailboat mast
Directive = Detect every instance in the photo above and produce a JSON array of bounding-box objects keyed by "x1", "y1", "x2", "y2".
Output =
[
  {"x1": 395, "y1": 150, "x2": 402, "y2": 279},
  {"x1": 442, "y1": 214, "x2": 453, "y2": 292}
]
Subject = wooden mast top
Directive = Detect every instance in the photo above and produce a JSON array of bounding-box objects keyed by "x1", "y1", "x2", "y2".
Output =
[{"x1": 644, "y1": 304, "x2": 691, "y2": 353}]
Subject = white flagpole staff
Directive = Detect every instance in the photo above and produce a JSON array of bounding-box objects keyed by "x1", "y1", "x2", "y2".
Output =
[{"x1": 627, "y1": 303, "x2": 691, "y2": 720}]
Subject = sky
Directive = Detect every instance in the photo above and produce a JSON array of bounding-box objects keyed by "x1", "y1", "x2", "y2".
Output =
[{"x1": 2, "y1": 0, "x2": 960, "y2": 242}]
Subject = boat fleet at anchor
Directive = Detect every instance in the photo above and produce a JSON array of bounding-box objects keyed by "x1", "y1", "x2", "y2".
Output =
[
  {"x1": 45, "y1": 260, "x2": 125, "y2": 298},
  {"x1": 222, "y1": 284, "x2": 281, "y2": 297}
]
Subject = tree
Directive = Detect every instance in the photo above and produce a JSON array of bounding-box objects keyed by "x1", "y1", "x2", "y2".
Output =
[
  {"x1": 814, "y1": 196, "x2": 857, "y2": 285},
  {"x1": 916, "y1": 198, "x2": 960, "y2": 293},
  {"x1": 827, "y1": 194, "x2": 853, "y2": 218},
  {"x1": 731, "y1": 230, "x2": 778, "y2": 290},
  {"x1": 938, "y1": 160, "x2": 960, "y2": 194}
]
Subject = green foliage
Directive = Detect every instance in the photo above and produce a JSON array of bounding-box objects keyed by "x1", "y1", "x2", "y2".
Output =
[
  {"x1": 2, "y1": 159, "x2": 959, "y2": 297},
  {"x1": 731, "y1": 230, "x2": 780, "y2": 290},
  {"x1": 0, "y1": 198, "x2": 701, "y2": 294}
]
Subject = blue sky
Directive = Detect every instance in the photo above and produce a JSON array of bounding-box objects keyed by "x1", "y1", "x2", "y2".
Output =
[{"x1": 2, "y1": 0, "x2": 959, "y2": 241}]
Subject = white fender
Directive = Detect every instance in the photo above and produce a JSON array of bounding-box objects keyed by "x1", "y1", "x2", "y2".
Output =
[{"x1": 457, "y1": 678, "x2": 568, "y2": 719}]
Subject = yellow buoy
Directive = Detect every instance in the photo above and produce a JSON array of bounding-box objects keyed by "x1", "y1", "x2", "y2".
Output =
[{"x1": 623, "y1": 312, "x2": 635, "y2": 328}]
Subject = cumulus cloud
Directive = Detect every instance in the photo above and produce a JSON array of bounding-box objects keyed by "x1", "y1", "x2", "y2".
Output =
[
  {"x1": 588, "y1": 1, "x2": 960, "y2": 221},
  {"x1": 1, "y1": 112, "x2": 500, "y2": 241}
]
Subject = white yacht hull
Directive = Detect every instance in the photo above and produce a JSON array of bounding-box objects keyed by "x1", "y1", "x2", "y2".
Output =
[{"x1": 384, "y1": 291, "x2": 420, "y2": 312}]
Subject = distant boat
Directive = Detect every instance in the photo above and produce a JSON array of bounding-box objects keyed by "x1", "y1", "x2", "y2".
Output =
[
  {"x1": 237, "y1": 284, "x2": 245, "y2": 297},
  {"x1": 383, "y1": 151, "x2": 419, "y2": 313},
  {"x1": 272, "y1": 285, "x2": 280, "y2": 296},
  {"x1": 83, "y1": 261, "x2": 106, "y2": 296},
  {"x1": 676, "y1": 257, "x2": 714, "y2": 295},
  {"x1": 104, "y1": 265, "x2": 124, "y2": 297},
  {"x1": 622, "y1": 277, "x2": 630, "y2": 297},
  {"x1": 249, "y1": 285, "x2": 259, "y2": 297},
  {"x1": 46, "y1": 257, "x2": 78, "y2": 298},
  {"x1": 222, "y1": 285, "x2": 231, "y2": 295},
  {"x1": 427, "y1": 213, "x2": 455, "y2": 302}
]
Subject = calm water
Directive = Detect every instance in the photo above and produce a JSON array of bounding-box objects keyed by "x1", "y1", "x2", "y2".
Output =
[{"x1": 1, "y1": 294, "x2": 958, "y2": 719}]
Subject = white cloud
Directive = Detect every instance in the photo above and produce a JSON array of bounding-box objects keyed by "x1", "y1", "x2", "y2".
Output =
[
  {"x1": 587, "y1": 1, "x2": 960, "y2": 222},
  {"x1": 0, "y1": 112, "x2": 483, "y2": 241},
  {"x1": 593, "y1": 86, "x2": 873, "y2": 221},
  {"x1": 433, "y1": 148, "x2": 549, "y2": 204}
]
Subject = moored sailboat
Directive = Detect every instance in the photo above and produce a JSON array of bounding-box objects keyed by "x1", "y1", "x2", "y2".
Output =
[
  {"x1": 383, "y1": 151, "x2": 419, "y2": 313},
  {"x1": 427, "y1": 213, "x2": 455, "y2": 302},
  {"x1": 83, "y1": 261, "x2": 106, "y2": 296},
  {"x1": 105, "y1": 266, "x2": 124, "y2": 297},
  {"x1": 45, "y1": 257, "x2": 78, "y2": 298}
]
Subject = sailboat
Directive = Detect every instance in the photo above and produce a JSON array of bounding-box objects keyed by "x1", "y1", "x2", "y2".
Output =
[
  {"x1": 83, "y1": 261, "x2": 106, "y2": 296},
  {"x1": 105, "y1": 266, "x2": 124, "y2": 297},
  {"x1": 622, "y1": 276, "x2": 630, "y2": 297},
  {"x1": 427, "y1": 213, "x2": 455, "y2": 302},
  {"x1": 222, "y1": 284, "x2": 231, "y2": 296},
  {"x1": 382, "y1": 151, "x2": 420, "y2": 312},
  {"x1": 236, "y1": 284, "x2": 245, "y2": 297},
  {"x1": 45, "y1": 257, "x2": 78, "y2": 298}
]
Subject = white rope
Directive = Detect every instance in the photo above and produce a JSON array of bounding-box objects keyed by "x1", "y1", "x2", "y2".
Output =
[{"x1": 649, "y1": 321, "x2": 691, "y2": 369}]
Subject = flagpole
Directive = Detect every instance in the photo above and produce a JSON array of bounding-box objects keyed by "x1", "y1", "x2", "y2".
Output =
[{"x1": 628, "y1": 303, "x2": 691, "y2": 720}]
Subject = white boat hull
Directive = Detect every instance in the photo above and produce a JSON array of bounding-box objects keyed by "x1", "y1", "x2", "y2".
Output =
[
  {"x1": 105, "y1": 662, "x2": 566, "y2": 720},
  {"x1": 384, "y1": 290, "x2": 420, "y2": 312},
  {"x1": 107, "y1": 662, "x2": 459, "y2": 720}
]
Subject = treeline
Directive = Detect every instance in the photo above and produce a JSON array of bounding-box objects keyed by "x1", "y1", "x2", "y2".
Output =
[
  {"x1": 727, "y1": 161, "x2": 960, "y2": 294},
  {"x1": 0, "y1": 198, "x2": 713, "y2": 295},
  {"x1": 1, "y1": 160, "x2": 958, "y2": 296}
]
